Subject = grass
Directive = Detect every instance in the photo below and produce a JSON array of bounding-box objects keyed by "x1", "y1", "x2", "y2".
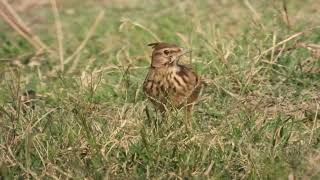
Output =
[{"x1": 0, "y1": 0, "x2": 319, "y2": 179}]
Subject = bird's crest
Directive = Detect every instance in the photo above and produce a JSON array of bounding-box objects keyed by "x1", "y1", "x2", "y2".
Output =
[{"x1": 148, "y1": 42, "x2": 177, "y2": 50}]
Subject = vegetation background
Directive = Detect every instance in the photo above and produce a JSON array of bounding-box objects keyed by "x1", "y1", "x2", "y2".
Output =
[{"x1": 0, "y1": 0, "x2": 319, "y2": 179}]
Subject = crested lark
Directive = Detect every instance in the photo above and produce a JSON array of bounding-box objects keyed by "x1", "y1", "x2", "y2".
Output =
[{"x1": 143, "y1": 42, "x2": 202, "y2": 120}]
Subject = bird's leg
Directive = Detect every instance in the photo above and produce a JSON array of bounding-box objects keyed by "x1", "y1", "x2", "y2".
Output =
[
  {"x1": 154, "y1": 104, "x2": 167, "y2": 130},
  {"x1": 144, "y1": 106, "x2": 152, "y2": 127},
  {"x1": 184, "y1": 104, "x2": 194, "y2": 131}
]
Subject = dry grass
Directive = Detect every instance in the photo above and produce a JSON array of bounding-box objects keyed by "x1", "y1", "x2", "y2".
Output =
[{"x1": 0, "y1": 0, "x2": 319, "y2": 179}]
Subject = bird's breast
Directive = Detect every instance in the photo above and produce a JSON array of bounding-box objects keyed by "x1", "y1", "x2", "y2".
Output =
[{"x1": 143, "y1": 65, "x2": 199, "y2": 101}]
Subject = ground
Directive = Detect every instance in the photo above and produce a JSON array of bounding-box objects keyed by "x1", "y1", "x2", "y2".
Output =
[{"x1": 0, "y1": 0, "x2": 319, "y2": 179}]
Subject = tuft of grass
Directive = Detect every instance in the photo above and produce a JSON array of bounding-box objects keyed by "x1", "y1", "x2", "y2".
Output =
[{"x1": 0, "y1": 0, "x2": 319, "y2": 179}]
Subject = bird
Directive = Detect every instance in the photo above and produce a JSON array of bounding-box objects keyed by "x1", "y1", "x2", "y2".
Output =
[
  {"x1": 143, "y1": 42, "x2": 202, "y2": 124},
  {"x1": 20, "y1": 90, "x2": 37, "y2": 110}
]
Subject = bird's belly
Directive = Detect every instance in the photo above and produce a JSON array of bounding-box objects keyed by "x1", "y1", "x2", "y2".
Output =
[{"x1": 143, "y1": 69, "x2": 200, "y2": 109}]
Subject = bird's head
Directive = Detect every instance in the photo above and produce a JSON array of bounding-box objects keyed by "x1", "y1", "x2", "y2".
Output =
[{"x1": 148, "y1": 42, "x2": 189, "y2": 68}]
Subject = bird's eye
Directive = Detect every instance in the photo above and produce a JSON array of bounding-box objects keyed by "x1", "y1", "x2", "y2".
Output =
[{"x1": 163, "y1": 50, "x2": 170, "y2": 55}]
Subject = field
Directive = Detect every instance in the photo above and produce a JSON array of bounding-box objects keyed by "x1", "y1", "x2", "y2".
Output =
[{"x1": 0, "y1": 0, "x2": 319, "y2": 179}]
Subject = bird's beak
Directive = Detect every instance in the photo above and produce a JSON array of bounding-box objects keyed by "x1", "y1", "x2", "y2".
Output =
[{"x1": 170, "y1": 49, "x2": 191, "y2": 64}]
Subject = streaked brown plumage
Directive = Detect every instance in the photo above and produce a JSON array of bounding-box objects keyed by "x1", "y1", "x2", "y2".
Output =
[{"x1": 143, "y1": 42, "x2": 202, "y2": 118}]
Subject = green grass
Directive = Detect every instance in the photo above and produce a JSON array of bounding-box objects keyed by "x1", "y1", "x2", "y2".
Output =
[{"x1": 0, "y1": 0, "x2": 319, "y2": 179}]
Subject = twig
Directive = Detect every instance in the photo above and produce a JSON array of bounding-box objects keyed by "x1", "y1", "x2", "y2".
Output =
[
  {"x1": 0, "y1": 0, "x2": 53, "y2": 53},
  {"x1": 254, "y1": 31, "x2": 304, "y2": 62},
  {"x1": 309, "y1": 101, "x2": 319, "y2": 144},
  {"x1": 120, "y1": 17, "x2": 160, "y2": 42},
  {"x1": 282, "y1": 0, "x2": 291, "y2": 28},
  {"x1": 64, "y1": 10, "x2": 105, "y2": 65},
  {"x1": 212, "y1": 81, "x2": 242, "y2": 100},
  {"x1": 50, "y1": 0, "x2": 64, "y2": 71},
  {"x1": 0, "y1": 6, "x2": 39, "y2": 49},
  {"x1": 244, "y1": 0, "x2": 261, "y2": 21},
  {"x1": 254, "y1": 26, "x2": 320, "y2": 62}
]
